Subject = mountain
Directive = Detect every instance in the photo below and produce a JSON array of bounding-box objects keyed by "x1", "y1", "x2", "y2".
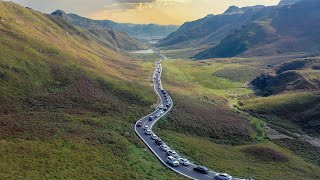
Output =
[
  {"x1": 51, "y1": 10, "x2": 146, "y2": 51},
  {"x1": 157, "y1": 5, "x2": 266, "y2": 49},
  {"x1": 194, "y1": 0, "x2": 320, "y2": 59},
  {"x1": 224, "y1": 6, "x2": 245, "y2": 14},
  {"x1": 0, "y1": 2, "x2": 177, "y2": 179},
  {"x1": 52, "y1": 11, "x2": 178, "y2": 41},
  {"x1": 278, "y1": 0, "x2": 302, "y2": 5}
]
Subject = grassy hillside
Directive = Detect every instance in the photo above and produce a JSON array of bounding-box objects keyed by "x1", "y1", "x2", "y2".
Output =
[
  {"x1": 0, "y1": 2, "x2": 181, "y2": 179},
  {"x1": 149, "y1": 58, "x2": 320, "y2": 179},
  {"x1": 241, "y1": 92, "x2": 320, "y2": 136},
  {"x1": 251, "y1": 58, "x2": 320, "y2": 95},
  {"x1": 51, "y1": 10, "x2": 146, "y2": 51}
]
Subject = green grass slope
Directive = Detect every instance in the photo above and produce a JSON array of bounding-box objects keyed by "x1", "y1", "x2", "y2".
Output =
[
  {"x1": 0, "y1": 2, "x2": 180, "y2": 179},
  {"x1": 241, "y1": 92, "x2": 320, "y2": 136},
  {"x1": 149, "y1": 58, "x2": 320, "y2": 180}
]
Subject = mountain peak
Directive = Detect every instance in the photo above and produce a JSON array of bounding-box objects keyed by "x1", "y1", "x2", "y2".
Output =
[
  {"x1": 51, "y1": 10, "x2": 68, "y2": 19},
  {"x1": 278, "y1": 0, "x2": 302, "y2": 6},
  {"x1": 224, "y1": 6, "x2": 243, "y2": 14}
]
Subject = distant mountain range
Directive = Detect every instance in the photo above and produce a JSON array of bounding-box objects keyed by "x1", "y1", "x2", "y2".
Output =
[
  {"x1": 51, "y1": 10, "x2": 145, "y2": 51},
  {"x1": 278, "y1": 0, "x2": 302, "y2": 5},
  {"x1": 157, "y1": 5, "x2": 267, "y2": 49},
  {"x1": 52, "y1": 10, "x2": 178, "y2": 41},
  {"x1": 159, "y1": 0, "x2": 317, "y2": 59},
  {"x1": 194, "y1": 0, "x2": 320, "y2": 59}
]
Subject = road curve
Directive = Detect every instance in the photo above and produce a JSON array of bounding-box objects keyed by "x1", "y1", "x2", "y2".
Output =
[{"x1": 134, "y1": 51, "x2": 244, "y2": 180}]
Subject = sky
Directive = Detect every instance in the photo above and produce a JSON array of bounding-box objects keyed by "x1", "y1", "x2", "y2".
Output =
[{"x1": 7, "y1": 0, "x2": 280, "y2": 25}]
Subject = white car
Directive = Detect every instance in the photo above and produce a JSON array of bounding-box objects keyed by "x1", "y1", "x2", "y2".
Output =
[
  {"x1": 156, "y1": 113, "x2": 160, "y2": 118},
  {"x1": 166, "y1": 150, "x2": 180, "y2": 159},
  {"x1": 177, "y1": 158, "x2": 190, "y2": 166},
  {"x1": 214, "y1": 173, "x2": 232, "y2": 180},
  {"x1": 160, "y1": 144, "x2": 170, "y2": 151},
  {"x1": 145, "y1": 130, "x2": 152, "y2": 135},
  {"x1": 143, "y1": 125, "x2": 149, "y2": 130},
  {"x1": 151, "y1": 134, "x2": 158, "y2": 140},
  {"x1": 159, "y1": 110, "x2": 164, "y2": 115},
  {"x1": 167, "y1": 156, "x2": 179, "y2": 167}
]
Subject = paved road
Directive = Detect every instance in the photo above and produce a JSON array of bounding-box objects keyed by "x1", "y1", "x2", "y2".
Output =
[{"x1": 134, "y1": 51, "x2": 244, "y2": 180}]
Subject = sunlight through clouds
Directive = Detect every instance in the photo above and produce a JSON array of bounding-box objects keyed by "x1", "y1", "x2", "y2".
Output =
[{"x1": 6, "y1": 0, "x2": 280, "y2": 24}]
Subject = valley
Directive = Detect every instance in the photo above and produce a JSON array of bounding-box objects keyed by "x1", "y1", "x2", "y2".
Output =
[{"x1": 0, "y1": 0, "x2": 319, "y2": 179}]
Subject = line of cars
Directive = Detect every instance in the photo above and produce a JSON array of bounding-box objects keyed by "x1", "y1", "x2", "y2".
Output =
[{"x1": 139, "y1": 60, "x2": 233, "y2": 180}]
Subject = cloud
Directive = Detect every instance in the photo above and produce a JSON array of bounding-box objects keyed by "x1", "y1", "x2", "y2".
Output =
[
  {"x1": 104, "y1": 0, "x2": 193, "y2": 11},
  {"x1": 7, "y1": 0, "x2": 280, "y2": 25}
]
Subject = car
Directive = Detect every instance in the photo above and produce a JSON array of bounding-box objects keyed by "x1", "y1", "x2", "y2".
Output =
[
  {"x1": 159, "y1": 110, "x2": 164, "y2": 115},
  {"x1": 155, "y1": 114, "x2": 160, "y2": 118},
  {"x1": 151, "y1": 134, "x2": 158, "y2": 140},
  {"x1": 166, "y1": 150, "x2": 179, "y2": 158},
  {"x1": 177, "y1": 158, "x2": 190, "y2": 166},
  {"x1": 160, "y1": 144, "x2": 170, "y2": 151},
  {"x1": 166, "y1": 104, "x2": 170, "y2": 108},
  {"x1": 143, "y1": 125, "x2": 149, "y2": 130},
  {"x1": 149, "y1": 116, "x2": 154, "y2": 121},
  {"x1": 167, "y1": 156, "x2": 180, "y2": 167},
  {"x1": 163, "y1": 107, "x2": 168, "y2": 111},
  {"x1": 193, "y1": 166, "x2": 209, "y2": 174},
  {"x1": 137, "y1": 121, "x2": 142, "y2": 127},
  {"x1": 214, "y1": 173, "x2": 232, "y2": 180},
  {"x1": 145, "y1": 130, "x2": 152, "y2": 135},
  {"x1": 155, "y1": 138, "x2": 163, "y2": 146}
]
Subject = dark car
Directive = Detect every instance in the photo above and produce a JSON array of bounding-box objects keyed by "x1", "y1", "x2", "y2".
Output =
[
  {"x1": 155, "y1": 138, "x2": 163, "y2": 146},
  {"x1": 137, "y1": 121, "x2": 142, "y2": 127},
  {"x1": 193, "y1": 166, "x2": 209, "y2": 174},
  {"x1": 149, "y1": 116, "x2": 154, "y2": 121},
  {"x1": 163, "y1": 107, "x2": 168, "y2": 111}
]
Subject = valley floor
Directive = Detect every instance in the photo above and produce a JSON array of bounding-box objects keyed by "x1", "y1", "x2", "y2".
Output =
[{"x1": 137, "y1": 55, "x2": 320, "y2": 180}]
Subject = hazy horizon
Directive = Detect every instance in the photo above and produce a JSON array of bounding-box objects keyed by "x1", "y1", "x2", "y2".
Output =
[{"x1": 6, "y1": 0, "x2": 280, "y2": 25}]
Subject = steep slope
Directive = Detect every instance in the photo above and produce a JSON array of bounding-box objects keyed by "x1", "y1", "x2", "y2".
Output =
[
  {"x1": 157, "y1": 5, "x2": 267, "y2": 49},
  {"x1": 53, "y1": 11, "x2": 178, "y2": 41},
  {"x1": 195, "y1": 0, "x2": 320, "y2": 59},
  {"x1": 51, "y1": 10, "x2": 146, "y2": 51},
  {"x1": 0, "y1": 2, "x2": 179, "y2": 179}
]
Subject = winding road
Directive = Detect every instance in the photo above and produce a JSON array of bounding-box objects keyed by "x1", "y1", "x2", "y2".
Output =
[{"x1": 134, "y1": 50, "x2": 244, "y2": 180}]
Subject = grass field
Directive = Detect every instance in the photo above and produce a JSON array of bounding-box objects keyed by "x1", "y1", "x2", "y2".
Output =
[{"x1": 151, "y1": 58, "x2": 320, "y2": 179}]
